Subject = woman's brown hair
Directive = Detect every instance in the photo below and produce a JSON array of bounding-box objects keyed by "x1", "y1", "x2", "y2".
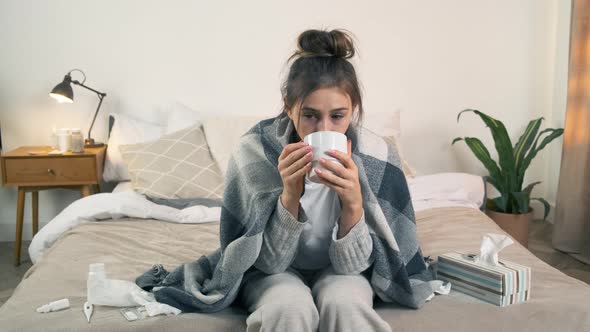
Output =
[{"x1": 281, "y1": 29, "x2": 364, "y2": 134}]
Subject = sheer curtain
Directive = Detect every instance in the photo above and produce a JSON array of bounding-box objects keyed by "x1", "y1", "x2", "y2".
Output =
[{"x1": 553, "y1": 0, "x2": 590, "y2": 264}]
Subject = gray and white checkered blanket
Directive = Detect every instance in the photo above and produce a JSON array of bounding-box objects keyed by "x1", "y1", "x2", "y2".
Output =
[{"x1": 136, "y1": 113, "x2": 437, "y2": 312}]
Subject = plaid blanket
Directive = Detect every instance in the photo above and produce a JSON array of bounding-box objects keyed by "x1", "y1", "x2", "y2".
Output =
[{"x1": 136, "y1": 113, "x2": 437, "y2": 312}]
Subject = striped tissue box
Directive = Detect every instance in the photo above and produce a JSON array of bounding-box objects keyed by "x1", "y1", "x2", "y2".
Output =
[{"x1": 437, "y1": 252, "x2": 531, "y2": 307}]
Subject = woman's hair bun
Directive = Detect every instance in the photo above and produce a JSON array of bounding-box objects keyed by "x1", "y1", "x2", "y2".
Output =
[{"x1": 294, "y1": 29, "x2": 356, "y2": 60}]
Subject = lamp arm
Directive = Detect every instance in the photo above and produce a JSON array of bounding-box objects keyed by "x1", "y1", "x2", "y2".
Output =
[
  {"x1": 87, "y1": 94, "x2": 104, "y2": 142},
  {"x1": 71, "y1": 80, "x2": 107, "y2": 97},
  {"x1": 70, "y1": 80, "x2": 106, "y2": 142}
]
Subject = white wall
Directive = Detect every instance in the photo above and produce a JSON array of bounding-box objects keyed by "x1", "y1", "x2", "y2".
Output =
[{"x1": 0, "y1": 0, "x2": 571, "y2": 241}]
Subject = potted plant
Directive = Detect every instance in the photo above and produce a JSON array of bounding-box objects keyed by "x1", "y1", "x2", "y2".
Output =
[{"x1": 452, "y1": 109, "x2": 564, "y2": 247}]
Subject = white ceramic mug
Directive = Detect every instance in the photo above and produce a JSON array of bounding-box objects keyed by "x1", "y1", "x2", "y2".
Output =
[
  {"x1": 57, "y1": 128, "x2": 71, "y2": 152},
  {"x1": 303, "y1": 131, "x2": 347, "y2": 183}
]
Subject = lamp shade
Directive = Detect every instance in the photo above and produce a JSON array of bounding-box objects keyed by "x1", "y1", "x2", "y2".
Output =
[{"x1": 49, "y1": 75, "x2": 74, "y2": 103}]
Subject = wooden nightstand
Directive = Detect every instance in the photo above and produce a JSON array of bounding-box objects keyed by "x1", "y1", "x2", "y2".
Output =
[{"x1": 0, "y1": 146, "x2": 106, "y2": 266}]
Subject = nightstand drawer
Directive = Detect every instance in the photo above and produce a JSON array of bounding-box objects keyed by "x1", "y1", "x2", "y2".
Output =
[{"x1": 4, "y1": 157, "x2": 97, "y2": 185}]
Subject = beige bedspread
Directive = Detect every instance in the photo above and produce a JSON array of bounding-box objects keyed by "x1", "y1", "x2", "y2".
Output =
[{"x1": 0, "y1": 207, "x2": 588, "y2": 331}]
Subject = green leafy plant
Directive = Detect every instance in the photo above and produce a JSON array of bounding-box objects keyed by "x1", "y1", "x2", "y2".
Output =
[{"x1": 452, "y1": 109, "x2": 564, "y2": 220}]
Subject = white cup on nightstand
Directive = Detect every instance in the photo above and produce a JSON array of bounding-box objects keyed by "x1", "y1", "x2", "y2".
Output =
[{"x1": 57, "y1": 128, "x2": 71, "y2": 152}]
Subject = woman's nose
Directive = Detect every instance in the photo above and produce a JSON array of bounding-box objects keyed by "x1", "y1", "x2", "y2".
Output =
[{"x1": 318, "y1": 119, "x2": 331, "y2": 131}]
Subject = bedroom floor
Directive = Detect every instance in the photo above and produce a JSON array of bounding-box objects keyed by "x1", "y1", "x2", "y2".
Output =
[
  {"x1": 0, "y1": 240, "x2": 33, "y2": 307},
  {"x1": 527, "y1": 220, "x2": 590, "y2": 285},
  {"x1": 1, "y1": 221, "x2": 589, "y2": 307}
]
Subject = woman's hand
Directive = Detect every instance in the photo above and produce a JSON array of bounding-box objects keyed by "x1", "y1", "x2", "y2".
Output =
[
  {"x1": 315, "y1": 140, "x2": 364, "y2": 237},
  {"x1": 278, "y1": 141, "x2": 313, "y2": 218}
]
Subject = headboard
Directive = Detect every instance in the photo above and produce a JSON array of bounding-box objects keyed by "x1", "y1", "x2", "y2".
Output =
[
  {"x1": 108, "y1": 115, "x2": 115, "y2": 138},
  {"x1": 480, "y1": 177, "x2": 487, "y2": 212}
]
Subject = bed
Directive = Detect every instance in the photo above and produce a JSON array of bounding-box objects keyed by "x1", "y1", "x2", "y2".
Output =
[
  {"x1": 1, "y1": 109, "x2": 589, "y2": 331},
  {"x1": 1, "y1": 204, "x2": 589, "y2": 331}
]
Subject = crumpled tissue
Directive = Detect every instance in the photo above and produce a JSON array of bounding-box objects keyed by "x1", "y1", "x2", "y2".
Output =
[
  {"x1": 87, "y1": 263, "x2": 180, "y2": 317},
  {"x1": 474, "y1": 233, "x2": 514, "y2": 266}
]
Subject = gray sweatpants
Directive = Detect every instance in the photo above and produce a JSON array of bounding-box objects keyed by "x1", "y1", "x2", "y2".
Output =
[{"x1": 238, "y1": 266, "x2": 392, "y2": 332}]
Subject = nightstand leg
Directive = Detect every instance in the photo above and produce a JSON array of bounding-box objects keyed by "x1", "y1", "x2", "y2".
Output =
[
  {"x1": 32, "y1": 191, "x2": 39, "y2": 237},
  {"x1": 81, "y1": 185, "x2": 91, "y2": 197},
  {"x1": 14, "y1": 187, "x2": 25, "y2": 266}
]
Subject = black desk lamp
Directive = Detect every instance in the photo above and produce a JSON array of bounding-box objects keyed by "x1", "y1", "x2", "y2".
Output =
[{"x1": 50, "y1": 69, "x2": 106, "y2": 148}]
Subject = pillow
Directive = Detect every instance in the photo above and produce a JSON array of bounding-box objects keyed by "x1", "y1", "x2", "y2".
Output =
[
  {"x1": 104, "y1": 104, "x2": 202, "y2": 182},
  {"x1": 203, "y1": 112, "x2": 415, "y2": 178},
  {"x1": 103, "y1": 113, "x2": 165, "y2": 182},
  {"x1": 407, "y1": 172, "x2": 486, "y2": 212},
  {"x1": 363, "y1": 110, "x2": 415, "y2": 177},
  {"x1": 363, "y1": 110, "x2": 401, "y2": 142},
  {"x1": 165, "y1": 102, "x2": 203, "y2": 134},
  {"x1": 202, "y1": 115, "x2": 269, "y2": 176},
  {"x1": 119, "y1": 124, "x2": 224, "y2": 199},
  {"x1": 381, "y1": 136, "x2": 416, "y2": 177}
]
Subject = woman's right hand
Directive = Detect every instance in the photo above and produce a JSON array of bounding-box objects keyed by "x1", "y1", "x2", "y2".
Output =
[{"x1": 278, "y1": 141, "x2": 313, "y2": 214}]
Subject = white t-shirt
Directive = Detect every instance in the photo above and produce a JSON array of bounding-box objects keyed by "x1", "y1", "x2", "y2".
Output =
[{"x1": 291, "y1": 176, "x2": 341, "y2": 270}]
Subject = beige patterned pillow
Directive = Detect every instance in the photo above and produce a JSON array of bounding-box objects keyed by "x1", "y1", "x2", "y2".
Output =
[{"x1": 119, "y1": 124, "x2": 224, "y2": 199}]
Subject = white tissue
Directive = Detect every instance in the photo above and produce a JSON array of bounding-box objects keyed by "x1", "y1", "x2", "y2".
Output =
[
  {"x1": 87, "y1": 263, "x2": 154, "y2": 307},
  {"x1": 85, "y1": 263, "x2": 184, "y2": 318},
  {"x1": 144, "y1": 302, "x2": 181, "y2": 316},
  {"x1": 425, "y1": 280, "x2": 452, "y2": 302},
  {"x1": 85, "y1": 263, "x2": 183, "y2": 317},
  {"x1": 474, "y1": 233, "x2": 514, "y2": 266}
]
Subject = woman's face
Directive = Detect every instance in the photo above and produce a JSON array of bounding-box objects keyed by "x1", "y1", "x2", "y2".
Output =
[{"x1": 286, "y1": 87, "x2": 354, "y2": 141}]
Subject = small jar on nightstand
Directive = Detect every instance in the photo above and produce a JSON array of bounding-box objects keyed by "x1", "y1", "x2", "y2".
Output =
[{"x1": 71, "y1": 129, "x2": 84, "y2": 153}]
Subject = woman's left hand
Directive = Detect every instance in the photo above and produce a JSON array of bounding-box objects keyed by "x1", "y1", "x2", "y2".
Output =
[{"x1": 315, "y1": 140, "x2": 362, "y2": 213}]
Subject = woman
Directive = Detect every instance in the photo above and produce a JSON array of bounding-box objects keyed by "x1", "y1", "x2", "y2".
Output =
[
  {"x1": 237, "y1": 29, "x2": 391, "y2": 332},
  {"x1": 137, "y1": 28, "x2": 438, "y2": 332}
]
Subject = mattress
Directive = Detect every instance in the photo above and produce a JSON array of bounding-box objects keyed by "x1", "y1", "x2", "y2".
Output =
[{"x1": 1, "y1": 207, "x2": 588, "y2": 331}]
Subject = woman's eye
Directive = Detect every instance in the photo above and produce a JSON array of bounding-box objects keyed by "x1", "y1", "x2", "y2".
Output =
[
  {"x1": 303, "y1": 114, "x2": 315, "y2": 119},
  {"x1": 331, "y1": 115, "x2": 344, "y2": 119}
]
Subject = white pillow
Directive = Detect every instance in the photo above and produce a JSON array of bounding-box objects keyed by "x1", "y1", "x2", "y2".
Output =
[
  {"x1": 103, "y1": 113, "x2": 165, "y2": 182},
  {"x1": 202, "y1": 111, "x2": 415, "y2": 178},
  {"x1": 104, "y1": 104, "x2": 203, "y2": 182},
  {"x1": 165, "y1": 102, "x2": 202, "y2": 134},
  {"x1": 407, "y1": 172, "x2": 485, "y2": 212},
  {"x1": 202, "y1": 115, "x2": 268, "y2": 175},
  {"x1": 363, "y1": 110, "x2": 415, "y2": 177},
  {"x1": 363, "y1": 110, "x2": 401, "y2": 142}
]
